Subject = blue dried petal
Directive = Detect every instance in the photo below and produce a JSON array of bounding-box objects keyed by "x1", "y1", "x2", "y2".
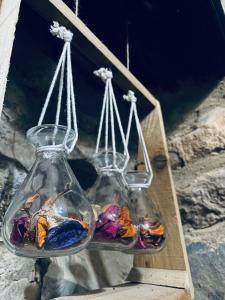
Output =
[{"x1": 45, "y1": 220, "x2": 88, "y2": 250}]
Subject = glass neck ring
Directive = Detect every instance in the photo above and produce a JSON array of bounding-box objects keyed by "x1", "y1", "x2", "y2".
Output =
[{"x1": 36, "y1": 145, "x2": 67, "y2": 159}]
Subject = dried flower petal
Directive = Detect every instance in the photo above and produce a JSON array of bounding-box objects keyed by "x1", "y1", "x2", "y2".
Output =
[
  {"x1": 118, "y1": 207, "x2": 132, "y2": 226},
  {"x1": 79, "y1": 220, "x2": 89, "y2": 230},
  {"x1": 24, "y1": 194, "x2": 40, "y2": 209},
  {"x1": 135, "y1": 221, "x2": 166, "y2": 249},
  {"x1": 95, "y1": 212, "x2": 109, "y2": 229},
  {"x1": 36, "y1": 216, "x2": 49, "y2": 249},
  {"x1": 10, "y1": 216, "x2": 30, "y2": 246},
  {"x1": 45, "y1": 220, "x2": 88, "y2": 250},
  {"x1": 136, "y1": 235, "x2": 146, "y2": 249},
  {"x1": 120, "y1": 224, "x2": 137, "y2": 238},
  {"x1": 102, "y1": 204, "x2": 120, "y2": 221},
  {"x1": 102, "y1": 222, "x2": 120, "y2": 238}
]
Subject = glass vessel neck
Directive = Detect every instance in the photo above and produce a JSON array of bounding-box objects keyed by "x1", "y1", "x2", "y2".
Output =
[
  {"x1": 36, "y1": 146, "x2": 67, "y2": 159},
  {"x1": 130, "y1": 186, "x2": 145, "y2": 192},
  {"x1": 99, "y1": 170, "x2": 122, "y2": 177}
]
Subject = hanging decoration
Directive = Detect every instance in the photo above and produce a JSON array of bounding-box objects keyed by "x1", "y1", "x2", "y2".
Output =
[
  {"x1": 88, "y1": 68, "x2": 138, "y2": 251},
  {"x1": 123, "y1": 90, "x2": 167, "y2": 253},
  {"x1": 2, "y1": 22, "x2": 94, "y2": 258}
]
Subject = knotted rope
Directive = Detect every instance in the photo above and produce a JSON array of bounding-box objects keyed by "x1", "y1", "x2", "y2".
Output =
[
  {"x1": 94, "y1": 68, "x2": 129, "y2": 172},
  {"x1": 123, "y1": 90, "x2": 153, "y2": 187},
  {"x1": 38, "y1": 21, "x2": 78, "y2": 154}
]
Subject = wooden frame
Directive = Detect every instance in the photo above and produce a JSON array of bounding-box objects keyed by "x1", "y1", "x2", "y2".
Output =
[{"x1": 0, "y1": 0, "x2": 194, "y2": 299}]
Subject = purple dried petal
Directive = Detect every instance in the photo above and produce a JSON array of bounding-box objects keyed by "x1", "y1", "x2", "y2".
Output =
[
  {"x1": 10, "y1": 216, "x2": 30, "y2": 246},
  {"x1": 136, "y1": 235, "x2": 146, "y2": 249},
  {"x1": 103, "y1": 204, "x2": 120, "y2": 221},
  {"x1": 103, "y1": 222, "x2": 120, "y2": 238}
]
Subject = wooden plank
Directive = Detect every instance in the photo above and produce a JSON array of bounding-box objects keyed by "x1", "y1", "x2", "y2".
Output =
[
  {"x1": 51, "y1": 284, "x2": 191, "y2": 300},
  {"x1": 24, "y1": 0, "x2": 157, "y2": 111},
  {"x1": 127, "y1": 268, "x2": 189, "y2": 289},
  {"x1": 134, "y1": 103, "x2": 194, "y2": 298},
  {"x1": 0, "y1": 0, "x2": 21, "y2": 115}
]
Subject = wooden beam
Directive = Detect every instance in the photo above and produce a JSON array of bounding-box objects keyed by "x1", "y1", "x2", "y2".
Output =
[
  {"x1": 50, "y1": 283, "x2": 191, "y2": 300},
  {"x1": 0, "y1": 0, "x2": 21, "y2": 115},
  {"x1": 134, "y1": 103, "x2": 194, "y2": 298},
  {"x1": 127, "y1": 268, "x2": 189, "y2": 289},
  {"x1": 24, "y1": 0, "x2": 157, "y2": 112}
]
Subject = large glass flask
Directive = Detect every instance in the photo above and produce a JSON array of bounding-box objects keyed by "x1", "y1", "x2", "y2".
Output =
[
  {"x1": 124, "y1": 172, "x2": 166, "y2": 254},
  {"x1": 3, "y1": 125, "x2": 94, "y2": 258},
  {"x1": 88, "y1": 151, "x2": 138, "y2": 251}
]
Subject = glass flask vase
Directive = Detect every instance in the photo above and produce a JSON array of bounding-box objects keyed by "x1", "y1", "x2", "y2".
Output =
[
  {"x1": 124, "y1": 172, "x2": 167, "y2": 254},
  {"x1": 88, "y1": 152, "x2": 138, "y2": 251},
  {"x1": 3, "y1": 125, "x2": 94, "y2": 258}
]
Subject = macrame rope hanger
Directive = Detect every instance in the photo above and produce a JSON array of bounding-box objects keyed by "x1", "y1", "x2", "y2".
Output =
[
  {"x1": 123, "y1": 91, "x2": 153, "y2": 188},
  {"x1": 38, "y1": 21, "x2": 78, "y2": 154},
  {"x1": 94, "y1": 68, "x2": 130, "y2": 172}
]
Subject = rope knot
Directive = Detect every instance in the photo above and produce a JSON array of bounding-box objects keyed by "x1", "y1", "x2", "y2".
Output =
[
  {"x1": 50, "y1": 21, "x2": 73, "y2": 43},
  {"x1": 93, "y1": 68, "x2": 113, "y2": 82},
  {"x1": 123, "y1": 90, "x2": 137, "y2": 103}
]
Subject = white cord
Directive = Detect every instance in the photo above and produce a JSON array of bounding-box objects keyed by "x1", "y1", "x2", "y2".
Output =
[
  {"x1": 123, "y1": 90, "x2": 153, "y2": 187},
  {"x1": 38, "y1": 21, "x2": 78, "y2": 153},
  {"x1": 75, "y1": 0, "x2": 79, "y2": 17},
  {"x1": 126, "y1": 22, "x2": 130, "y2": 70},
  {"x1": 94, "y1": 68, "x2": 129, "y2": 172}
]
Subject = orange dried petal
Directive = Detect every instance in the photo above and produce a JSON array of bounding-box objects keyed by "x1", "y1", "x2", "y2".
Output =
[
  {"x1": 36, "y1": 216, "x2": 49, "y2": 249},
  {"x1": 79, "y1": 220, "x2": 89, "y2": 230},
  {"x1": 121, "y1": 224, "x2": 137, "y2": 238},
  {"x1": 118, "y1": 207, "x2": 132, "y2": 226},
  {"x1": 25, "y1": 194, "x2": 39, "y2": 207},
  {"x1": 69, "y1": 213, "x2": 82, "y2": 221},
  {"x1": 149, "y1": 224, "x2": 165, "y2": 236}
]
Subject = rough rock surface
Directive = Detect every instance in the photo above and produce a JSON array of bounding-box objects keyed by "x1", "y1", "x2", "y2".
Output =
[
  {"x1": 169, "y1": 107, "x2": 225, "y2": 163},
  {"x1": 0, "y1": 243, "x2": 40, "y2": 300},
  {"x1": 177, "y1": 168, "x2": 225, "y2": 229},
  {"x1": 168, "y1": 79, "x2": 225, "y2": 299},
  {"x1": 185, "y1": 223, "x2": 225, "y2": 300}
]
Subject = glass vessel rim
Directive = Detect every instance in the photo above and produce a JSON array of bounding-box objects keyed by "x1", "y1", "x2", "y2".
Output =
[
  {"x1": 124, "y1": 170, "x2": 151, "y2": 188},
  {"x1": 92, "y1": 151, "x2": 127, "y2": 173},
  {"x1": 27, "y1": 124, "x2": 75, "y2": 139}
]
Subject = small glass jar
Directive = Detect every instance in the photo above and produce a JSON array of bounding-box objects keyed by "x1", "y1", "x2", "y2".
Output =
[
  {"x1": 88, "y1": 151, "x2": 138, "y2": 251},
  {"x1": 3, "y1": 125, "x2": 94, "y2": 258},
  {"x1": 124, "y1": 172, "x2": 166, "y2": 254}
]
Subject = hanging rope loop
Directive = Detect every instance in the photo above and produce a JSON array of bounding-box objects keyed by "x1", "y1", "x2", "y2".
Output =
[
  {"x1": 94, "y1": 68, "x2": 129, "y2": 173},
  {"x1": 38, "y1": 21, "x2": 78, "y2": 154},
  {"x1": 123, "y1": 90, "x2": 153, "y2": 188}
]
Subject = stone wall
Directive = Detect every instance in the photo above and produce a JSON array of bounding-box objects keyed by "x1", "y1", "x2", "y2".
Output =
[{"x1": 168, "y1": 79, "x2": 225, "y2": 299}]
